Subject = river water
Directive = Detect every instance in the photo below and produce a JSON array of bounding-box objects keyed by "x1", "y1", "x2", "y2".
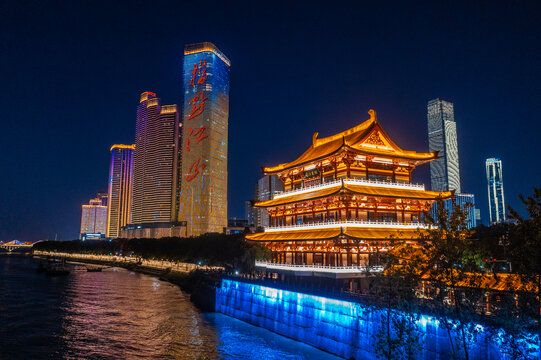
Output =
[{"x1": 0, "y1": 255, "x2": 339, "y2": 360}]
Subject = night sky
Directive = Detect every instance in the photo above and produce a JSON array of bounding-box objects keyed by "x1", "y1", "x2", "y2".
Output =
[{"x1": 1, "y1": 1, "x2": 539, "y2": 241}]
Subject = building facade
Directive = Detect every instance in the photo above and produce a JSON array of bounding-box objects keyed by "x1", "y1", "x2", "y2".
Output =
[
  {"x1": 80, "y1": 195, "x2": 108, "y2": 239},
  {"x1": 131, "y1": 91, "x2": 181, "y2": 225},
  {"x1": 179, "y1": 42, "x2": 230, "y2": 236},
  {"x1": 427, "y1": 98, "x2": 461, "y2": 193},
  {"x1": 247, "y1": 110, "x2": 452, "y2": 269},
  {"x1": 431, "y1": 193, "x2": 477, "y2": 229},
  {"x1": 245, "y1": 200, "x2": 255, "y2": 227},
  {"x1": 254, "y1": 175, "x2": 284, "y2": 229},
  {"x1": 106, "y1": 144, "x2": 135, "y2": 238},
  {"x1": 120, "y1": 222, "x2": 186, "y2": 239},
  {"x1": 486, "y1": 158, "x2": 506, "y2": 224}
]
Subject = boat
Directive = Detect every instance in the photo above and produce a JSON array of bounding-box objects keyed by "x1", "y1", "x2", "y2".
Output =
[
  {"x1": 44, "y1": 258, "x2": 71, "y2": 276},
  {"x1": 86, "y1": 267, "x2": 102, "y2": 272}
]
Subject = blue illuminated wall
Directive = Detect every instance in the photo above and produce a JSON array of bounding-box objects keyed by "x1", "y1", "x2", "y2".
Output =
[{"x1": 216, "y1": 279, "x2": 539, "y2": 360}]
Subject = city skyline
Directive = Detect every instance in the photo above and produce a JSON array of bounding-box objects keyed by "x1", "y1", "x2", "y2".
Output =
[{"x1": 1, "y1": 1, "x2": 540, "y2": 241}]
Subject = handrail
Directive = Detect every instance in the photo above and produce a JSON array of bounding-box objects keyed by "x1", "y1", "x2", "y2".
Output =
[
  {"x1": 273, "y1": 178, "x2": 424, "y2": 199},
  {"x1": 265, "y1": 220, "x2": 430, "y2": 232},
  {"x1": 255, "y1": 260, "x2": 384, "y2": 273}
]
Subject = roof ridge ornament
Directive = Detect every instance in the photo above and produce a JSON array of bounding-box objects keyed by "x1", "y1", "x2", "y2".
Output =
[{"x1": 368, "y1": 109, "x2": 377, "y2": 122}]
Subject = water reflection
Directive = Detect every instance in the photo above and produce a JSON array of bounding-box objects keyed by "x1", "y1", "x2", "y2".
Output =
[
  {"x1": 58, "y1": 267, "x2": 220, "y2": 359},
  {"x1": 0, "y1": 256, "x2": 339, "y2": 360}
]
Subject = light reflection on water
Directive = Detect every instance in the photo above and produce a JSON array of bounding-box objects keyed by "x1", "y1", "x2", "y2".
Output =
[{"x1": 0, "y1": 256, "x2": 339, "y2": 360}]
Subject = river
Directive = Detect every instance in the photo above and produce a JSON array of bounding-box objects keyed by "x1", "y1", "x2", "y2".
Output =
[{"x1": 0, "y1": 255, "x2": 340, "y2": 360}]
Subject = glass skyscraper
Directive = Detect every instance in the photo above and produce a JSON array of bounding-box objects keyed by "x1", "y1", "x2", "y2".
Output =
[
  {"x1": 486, "y1": 158, "x2": 506, "y2": 224},
  {"x1": 131, "y1": 91, "x2": 181, "y2": 225},
  {"x1": 427, "y1": 98, "x2": 461, "y2": 193},
  {"x1": 179, "y1": 42, "x2": 230, "y2": 236},
  {"x1": 106, "y1": 144, "x2": 134, "y2": 238},
  {"x1": 430, "y1": 193, "x2": 477, "y2": 229}
]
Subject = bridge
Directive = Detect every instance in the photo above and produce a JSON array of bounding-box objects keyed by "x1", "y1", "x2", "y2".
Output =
[{"x1": 0, "y1": 240, "x2": 33, "y2": 252}]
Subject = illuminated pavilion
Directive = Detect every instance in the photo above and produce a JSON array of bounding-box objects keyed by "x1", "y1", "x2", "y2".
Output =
[{"x1": 247, "y1": 110, "x2": 453, "y2": 275}]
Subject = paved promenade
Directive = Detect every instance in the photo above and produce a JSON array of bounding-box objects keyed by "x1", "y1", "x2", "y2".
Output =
[{"x1": 33, "y1": 251, "x2": 225, "y2": 273}]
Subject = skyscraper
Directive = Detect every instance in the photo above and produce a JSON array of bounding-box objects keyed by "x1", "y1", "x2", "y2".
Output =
[
  {"x1": 431, "y1": 193, "x2": 477, "y2": 229},
  {"x1": 179, "y1": 42, "x2": 230, "y2": 236},
  {"x1": 245, "y1": 200, "x2": 255, "y2": 227},
  {"x1": 106, "y1": 144, "x2": 135, "y2": 238},
  {"x1": 80, "y1": 195, "x2": 108, "y2": 239},
  {"x1": 131, "y1": 91, "x2": 181, "y2": 225},
  {"x1": 486, "y1": 158, "x2": 506, "y2": 224},
  {"x1": 254, "y1": 175, "x2": 284, "y2": 228},
  {"x1": 427, "y1": 98, "x2": 461, "y2": 193}
]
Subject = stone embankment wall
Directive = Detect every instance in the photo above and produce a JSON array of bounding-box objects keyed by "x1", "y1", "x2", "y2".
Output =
[{"x1": 216, "y1": 278, "x2": 520, "y2": 360}]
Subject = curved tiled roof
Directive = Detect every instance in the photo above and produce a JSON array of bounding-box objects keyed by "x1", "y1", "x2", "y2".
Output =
[{"x1": 263, "y1": 110, "x2": 437, "y2": 174}]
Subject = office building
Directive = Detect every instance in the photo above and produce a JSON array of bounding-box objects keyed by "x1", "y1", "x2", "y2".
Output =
[
  {"x1": 245, "y1": 200, "x2": 255, "y2": 227},
  {"x1": 106, "y1": 144, "x2": 135, "y2": 238},
  {"x1": 475, "y1": 208, "x2": 481, "y2": 225},
  {"x1": 131, "y1": 91, "x2": 181, "y2": 225},
  {"x1": 427, "y1": 98, "x2": 461, "y2": 192},
  {"x1": 431, "y1": 193, "x2": 477, "y2": 229},
  {"x1": 179, "y1": 42, "x2": 230, "y2": 236},
  {"x1": 80, "y1": 195, "x2": 108, "y2": 239},
  {"x1": 97, "y1": 190, "x2": 108, "y2": 207},
  {"x1": 254, "y1": 175, "x2": 284, "y2": 228},
  {"x1": 486, "y1": 158, "x2": 506, "y2": 224}
]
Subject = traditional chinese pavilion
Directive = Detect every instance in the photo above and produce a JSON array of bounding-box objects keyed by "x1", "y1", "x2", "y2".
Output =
[{"x1": 247, "y1": 110, "x2": 453, "y2": 273}]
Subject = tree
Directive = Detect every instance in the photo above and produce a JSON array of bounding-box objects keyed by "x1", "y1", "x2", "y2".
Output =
[
  {"x1": 418, "y1": 198, "x2": 484, "y2": 360},
  {"x1": 371, "y1": 239, "x2": 424, "y2": 359},
  {"x1": 493, "y1": 187, "x2": 541, "y2": 359}
]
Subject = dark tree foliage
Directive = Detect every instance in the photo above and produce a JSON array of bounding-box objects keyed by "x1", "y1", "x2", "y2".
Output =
[
  {"x1": 496, "y1": 187, "x2": 541, "y2": 359},
  {"x1": 33, "y1": 233, "x2": 270, "y2": 272}
]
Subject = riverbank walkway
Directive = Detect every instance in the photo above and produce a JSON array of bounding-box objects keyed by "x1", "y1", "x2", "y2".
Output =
[{"x1": 33, "y1": 251, "x2": 225, "y2": 273}]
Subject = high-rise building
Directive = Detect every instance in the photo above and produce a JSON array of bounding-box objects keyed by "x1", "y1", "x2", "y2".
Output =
[
  {"x1": 80, "y1": 195, "x2": 108, "y2": 239},
  {"x1": 486, "y1": 158, "x2": 506, "y2": 224},
  {"x1": 106, "y1": 144, "x2": 135, "y2": 238},
  {"x1": 427, "y1": 98, "x2": 461, "y2": 193},
  {"x1": 97, "y1": 191, "x2": 109, "y2": 207},
  {"x1": 245, "y1": 200, "x2": 255, "y2": 227},
  {"x1": 254, "y1": 175, "x2": 284, "y2": 228},
  {"x1": 179, "y1": 42, "x2": 230, "y2": 236},
  {"x1": 475, "y1": 208, "x2": 482, "y2": 225},
  {"x1": 431, "y1": 193, "x2": 477, "y2": 229},
  {"x1": 131, "y1": 91, "x2": 181, "y2": 225}
]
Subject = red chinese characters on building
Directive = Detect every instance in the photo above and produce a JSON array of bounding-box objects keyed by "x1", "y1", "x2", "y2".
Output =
[
  {"x1": 186, "y1": 157, "x2": 206, "y2": 182},
  {"x1": 185, "y1": 126, "x2": 208, "y2": 152},
  {"x1": 187, "y1": 91, "x2": 208, "y2": 120},
  {"x1": 189, "y1": 60, "x2": 208, "y2": 86},
  {"x1": 186, "y1": 59, "x2": 210, "y2": 182}
]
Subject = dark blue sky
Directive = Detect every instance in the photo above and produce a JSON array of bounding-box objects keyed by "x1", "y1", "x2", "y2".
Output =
[{"x1": 1, "y1": 1, "x2": 539, "y2": 241}]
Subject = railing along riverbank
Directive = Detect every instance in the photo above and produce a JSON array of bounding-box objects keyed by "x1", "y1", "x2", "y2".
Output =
[{"x1": 33, "y1": 251, "x2": 225, "y2": 273}]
